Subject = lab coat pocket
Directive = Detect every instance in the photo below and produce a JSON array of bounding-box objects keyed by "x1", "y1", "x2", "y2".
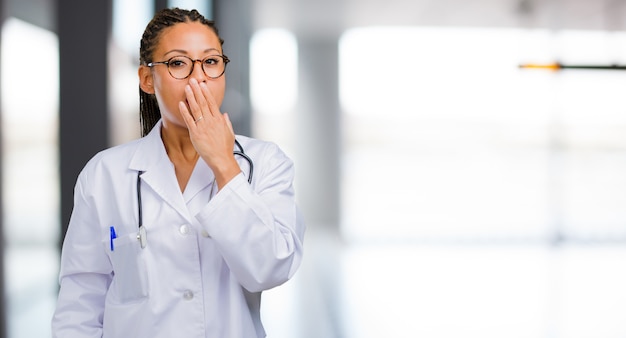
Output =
[{"x1": 110, "y1": 232, "x2": 149, "y2": 302}]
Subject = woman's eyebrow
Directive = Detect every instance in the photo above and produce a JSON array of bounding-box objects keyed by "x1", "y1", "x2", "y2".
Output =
[
  {"x1": 163, "y1": 48, "x2": 221, "y2": 57},
  {"x1": 163, "y1": 49, "x2": 186, "y2": 57}
]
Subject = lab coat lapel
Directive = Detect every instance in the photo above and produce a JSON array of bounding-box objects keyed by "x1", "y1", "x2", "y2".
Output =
[
  {"x1": 183, "y1": 158, "x2": 215, "y2": 202},
  {"x1": 128, "y1": 121, "x2": 193, "y2": 223}
]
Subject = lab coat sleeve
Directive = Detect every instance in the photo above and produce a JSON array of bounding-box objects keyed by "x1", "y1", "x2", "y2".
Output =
[
  {"x1": 196, "y1": 143, "x2": 305, "y2": 293},
  {"x1": 52, "y1": 170, "x2": 112, "y2": 338}
]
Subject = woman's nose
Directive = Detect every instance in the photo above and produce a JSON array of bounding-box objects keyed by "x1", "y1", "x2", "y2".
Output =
[{"x1": 189, "y1": 60, "x2": 207, "y2": 81}]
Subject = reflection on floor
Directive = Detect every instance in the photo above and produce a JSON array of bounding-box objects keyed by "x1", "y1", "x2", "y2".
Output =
[
  {"x1": 262, "y1": 227, "x2": 626, "y2": 338},
  {"x1": 7, "y1": 228, "x2": 626, "y2": 338},
  {"x1": 5, "y1": 245, "x2": 59, "y2": 338}
]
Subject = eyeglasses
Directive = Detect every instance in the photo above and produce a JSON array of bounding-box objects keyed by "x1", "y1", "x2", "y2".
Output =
[{"x1": 147, "y1": 54, "x2": 230, "y2": 79}]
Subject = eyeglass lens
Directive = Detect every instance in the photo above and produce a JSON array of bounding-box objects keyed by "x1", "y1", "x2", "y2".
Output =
[{"x1": 167, "y1": 55, "x2": 227, "y2": 79}]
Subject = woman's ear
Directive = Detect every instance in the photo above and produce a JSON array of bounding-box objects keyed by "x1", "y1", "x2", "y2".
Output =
[{"x1": 138, "y1": 66, "x2": 155, "y2": 94}]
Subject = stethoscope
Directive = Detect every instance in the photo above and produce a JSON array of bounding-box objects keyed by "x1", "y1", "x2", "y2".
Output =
[{"x1": 135, "y1": 139, "x2": 253, "y2": 247}]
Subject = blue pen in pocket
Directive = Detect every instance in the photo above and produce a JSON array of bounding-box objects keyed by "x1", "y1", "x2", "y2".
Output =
[{"x1": 110, "y1": 226, "x2": 117, "y2": 251}]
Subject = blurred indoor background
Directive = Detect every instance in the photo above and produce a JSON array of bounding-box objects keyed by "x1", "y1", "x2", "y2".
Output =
[{"x1": 2, "y1": 0, "x2": 626, "y2": 337}]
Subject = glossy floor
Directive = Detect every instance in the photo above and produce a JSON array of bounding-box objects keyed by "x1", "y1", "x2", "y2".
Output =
[
  {"x1": 263, "y1": 228, "x2": 626, "y2": 338},
  {"x1": 7, "y1": 228, "x2": 626, "y2": 338}
]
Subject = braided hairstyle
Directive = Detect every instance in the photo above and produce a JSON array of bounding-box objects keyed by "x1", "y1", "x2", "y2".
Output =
[{"x1": 138, "y1": 8, "x2": 224, "y2": 137}]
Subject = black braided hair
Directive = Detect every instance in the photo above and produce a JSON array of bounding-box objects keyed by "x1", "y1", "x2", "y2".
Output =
[{"x1": 138, "y1": 8, "x2": 224, "y2": 137}]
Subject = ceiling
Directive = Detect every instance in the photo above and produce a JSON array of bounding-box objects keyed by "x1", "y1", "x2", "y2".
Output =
[
  {"x1": 3, "y1": 0, "x2": 55, "y2": 31},
  {"x1": 251, "y1": 0, "x2": 626, "y2": 36},
  {"x1": 5, "y1": 0, "x2": 626, "y2": 38}
]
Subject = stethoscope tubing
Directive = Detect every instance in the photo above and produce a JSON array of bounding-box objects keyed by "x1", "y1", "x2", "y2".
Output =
[
  {"x1": 234, "y1": 139, "x2": 253, "y2": 184},
  {"x1": 136, "y1": 139, "x2": 253, "y2": 229}
]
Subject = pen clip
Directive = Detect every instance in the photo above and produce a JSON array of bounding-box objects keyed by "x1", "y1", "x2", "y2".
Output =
[{"x1": 110, "y1": 226, "x2": 117, "y2": 251}]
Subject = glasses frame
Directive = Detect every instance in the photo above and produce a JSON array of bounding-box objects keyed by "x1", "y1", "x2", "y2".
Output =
[{"x1": 147, "y1": 54, "x2": 230, "y2": 80}]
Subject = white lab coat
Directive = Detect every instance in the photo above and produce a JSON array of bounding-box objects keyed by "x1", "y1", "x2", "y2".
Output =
[{"x1": 51, "y1": 121, "x2": 305, "y2": 338}]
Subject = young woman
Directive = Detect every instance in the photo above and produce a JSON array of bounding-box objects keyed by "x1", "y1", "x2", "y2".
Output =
[{"x1": 52, "y1": 8, "x2": 305, "y2": 338}]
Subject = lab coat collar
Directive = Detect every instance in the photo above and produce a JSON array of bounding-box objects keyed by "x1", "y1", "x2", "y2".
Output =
[
  {"x1": 184, "y1": 158, "x2": 215, "y2": 202},
  {"x1": 129, "y1": 120, "x2": 167, "y2": 172},
  {"x1": 128, "y1": 120, "x2": 213, "y2": 222}
]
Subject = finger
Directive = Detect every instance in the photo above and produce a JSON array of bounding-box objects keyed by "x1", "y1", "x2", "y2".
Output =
[
  {"x1": 223, "y1": 112, "x2": 235, "y2": 135},
  {"x1": 199, "y1": 81, "x2": 221, "y2": 117},
  {"x1": 184, "y1": 84, "x2": 202, "y2": 121},
  {"x1": 189, "y1": 79, "x2": 211, "y2": 117},
  {"x1": 179, "y1": 101, "x2": 197, "y2": 130}
]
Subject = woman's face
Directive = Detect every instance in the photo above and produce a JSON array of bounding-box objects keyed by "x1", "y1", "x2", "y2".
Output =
[{"x1": 140, "y1": 22, "x2": 226, "y2": 131}]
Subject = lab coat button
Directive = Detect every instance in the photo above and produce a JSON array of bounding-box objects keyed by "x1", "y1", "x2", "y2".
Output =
[
  {"x1": 201, "y1": 230, "x2": 210, "y2": 238},
  {"x1": 179, "y1": 224, "x2": 189, "y2": 235},
  {"x1": 183, "y1": 290, "x2": 194, "y2": 300}
]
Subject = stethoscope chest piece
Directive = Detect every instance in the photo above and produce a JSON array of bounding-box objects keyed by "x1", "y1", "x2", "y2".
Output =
[{"x1": 137, "y1": 225, "x2": 147, "y2": 249}]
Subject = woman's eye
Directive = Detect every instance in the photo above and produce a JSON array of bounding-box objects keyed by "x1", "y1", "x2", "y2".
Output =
[
  {"x1": 169, "y1": 58, "x2": 188, "y2": 68},
  {"x1": 204, "y1": 58, "x2": 219, "y2": 66}
]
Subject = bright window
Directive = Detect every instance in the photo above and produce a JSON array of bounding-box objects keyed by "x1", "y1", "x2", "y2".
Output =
[
  {"x1": 249, "y1": 28, "x2": 298, "y2": 156},
  {"x1": 1, "y1": 17, "x2": 60, "y2": 337},
  {"x1": 339, "y1": 27, "x2": 626, "y2": 243}
]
